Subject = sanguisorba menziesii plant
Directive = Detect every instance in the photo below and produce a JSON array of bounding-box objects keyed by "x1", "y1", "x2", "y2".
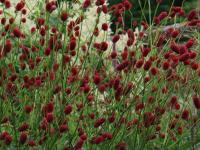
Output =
[{"x1": 0, "y1": 0, "x2": 200, "y2": 149}]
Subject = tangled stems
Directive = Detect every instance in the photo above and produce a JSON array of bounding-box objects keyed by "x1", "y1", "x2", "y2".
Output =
[{"x1": 0, "y1": 0, "x2": 200, "y2": 149}]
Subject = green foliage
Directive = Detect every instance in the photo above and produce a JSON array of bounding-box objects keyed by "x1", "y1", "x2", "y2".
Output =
[{"x1": 108, "y1": 0, "x2": 197, "y2": 30}]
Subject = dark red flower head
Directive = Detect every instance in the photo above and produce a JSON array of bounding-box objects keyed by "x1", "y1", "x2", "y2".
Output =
[
  {"x1": 102, "y1": 23, "x2": 108, "y2": 31},
  {"x1": 83, "y1": 0, "x2": 91, "y2": 8},
  {"x1": 60, "y1": 11, "x2": 68, "y2": 22},
  {"x1": 116, "y1": 141, "x2": 126, "y2": 150},
  {"x1": 64, "y1": 104, "x2": 72, "y2": 115},
  {"x1": 4, "y1": 134, "x2": 12, "y2": 145},
  {"x1": 181, "y1": 109, "x2": 189, "y2": 120},
  {"x1": 13, "y1": 27, "x2": 21, "y2": 38},
  {"x1": 3, "y1": 39, "x2": 12, "y2": 54},
  {"x1": 4, "y1": 0, "x2": 11, "y2": 8},
  {"x1": 123, "y1": 0, "x2": 132, "y2": 10},
  {"x1": 143, "y1": 60, "x2": 152, "y2": 71},
  {"x1": 19, "y1": 132, "x2": 27, "y2": 144},
  {"x1": 94, "y1": 117, "x2": 105, "y2": 128},
  {"x1": 45, "y1": 112, "x2": 53, "y2": 122},
  {"x1": 100, "y1": 41, "x2": 108, "y2": 51},
  {"x1": 192, "y1": 95, "x2": 200, "y2": 109},
  {"x1": 46, "y1": 1, "x2": 57, "y2": 13},
  {"x1": 15, "y1": 1, "x2": 25, "y2": 11},
  {"x1": 93, "y1": 136, "x2": 104, "y2": 144},
  {"x1": 143, "y1": 112, "x2": 155, "y2": 127},
  {"x1": 59, "y1": 124, "x2": 68, "y2": 133},
  {"x1": 27, "y1": 140, "x2": 35, "y2": 147},
  {"x1": 188, "y1": 9, "x2": 197, "y2": 21},
  {"x1": 18, "y1": 122, "x2": 29, "y2": 132},
  {"x1": 69, "y1": 39, "x2": 76, "y2": 51}
]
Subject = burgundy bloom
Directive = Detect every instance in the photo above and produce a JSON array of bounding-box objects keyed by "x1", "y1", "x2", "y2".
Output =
[
  {"x1": 181, "y1": 109, "x2": 189, "y2": 120},
  {"x1": 170, "y1": 95, "x2": 177, "y2": 106},
  {"x1": 94, "y1": 117, "x2": 105, "y2": 128},
  {"x1": 143, "y1": 112, "x2": 155, "y2": 127},
  {"x1": 13, "y1": 27, "x2": 21, "y2": 38},
  {"x1": 18, "y1": 122, "x2": 29, "y2": 132},
  {"x1": 192, "y1": 95, "x2": 200, "y2": 109},
  {"x1": 45, "y1": 113, "x2": 53, "y2": 122},
  {"x1": 4, "y1": 134, "x2": 12, "y2": 145},
  {"x1": 69, "y1": 39, "x2": 76, "y2": 51},
  {"x1": 60, "y1": 11, "x2": 68, "y2": 22},
  {"x1": 15, "y1": 1, "x2": 25, "y2": 11},
  {"x1": 116, "y1": 141, "x2": 126, "y2": 150},
  {"x1": 190, "y1": 62, "x2": 198, "y2": 70},
  {"x1": 100, "y1": 41, "x2": 108, "y2": 51},
  {"x1": 75, "y1": 138, "x2": 84, "y2": 149},
  {"x1": 83, "y1": 0, "x2": 91, "y2": 8},
  {"x1": 5, "y1": 0, "x2": 11, "y2": 8},
  {"x1": 44, "y1": 47, "x2": 51, "y2": 56},
  {"x1": 64, "y1": 104, "x2": 72, "y2": 115},
  {"x1": 4, "y1": 39, "x2": 12, "y2": 54},
  {"x1": 136, "y1": 59, "x2": 144, "y2": 68},
  {"x1": 93, "y1": 136, "x2": 104, "y2": 144},
  {"x1": 102, "y1": 23, "x2": 108, "y2": 31},
  {"x1": 27, "y1": 140, "x2": 35, "y2": 147},
  {"x1": 150, "y1": 67, "x2": 158, "y2": 76},
  {"x1": 188, "y1": 9, "x2": 197, "y2": 21},
  {"x1": 46, "y1": 1, "x2": 57, "y2": 13},
  {"x1": 24, "y1": 105, "x2": 33, "y2": 113},
  {"x1": 59, "y1": 124, "x2": 68, "y2": 133},
  {"x1": 143, "y1": 60, "x2": 152, "y2": 71},
  {"x1": 123, "y1": 0, "x2": 132, "y2": 10},
  {"x1": 162, "y1": 61, "x2": 170, "y2": 70},
  {"x1": 19, "y1": 132, "x2": 27, "y2": 144}
]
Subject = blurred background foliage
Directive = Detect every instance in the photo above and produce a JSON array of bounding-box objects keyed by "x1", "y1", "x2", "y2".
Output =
[
  {"x1": 56, "y1": 0, "x2": 198, "y2": 30},
  {"x1": 108, "y1": 0, "x2": 198, "y2": 30}
]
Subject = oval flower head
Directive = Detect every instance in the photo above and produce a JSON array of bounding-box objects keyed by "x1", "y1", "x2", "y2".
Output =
[{"x1": 4, "y1": 0, "x2": 38, "y2": 33}]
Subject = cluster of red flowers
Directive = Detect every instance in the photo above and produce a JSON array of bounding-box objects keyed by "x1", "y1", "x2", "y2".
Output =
[{"x1": 0, "y1": 0, "x2": 199, "y2": 149}]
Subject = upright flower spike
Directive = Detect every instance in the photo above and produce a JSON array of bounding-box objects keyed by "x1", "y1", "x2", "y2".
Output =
[
  {"x1": 181, "y1": 109, "x2": 189, "y2": 120},
  {"x1": 192, "y1": 95, "x2": 200, "y2": 109},
  {"x1": 46, "y1": 1, "x2": 57, "y2": 13},
  {"x1": 94, "y1": 117, "x2": 105, "y2": 128},
  {"x1": 27, "y1": 140, "x2": 35, "y2": 147},
  {"x1": 93, "y1": 136, "x2": 105, "y2": 144},
  {"x1": 116, "y1": 141, "x2": 126, "y2": 150},
  {"x1": 45, "y1": 112, "x2": 53, "y2": 122},
  {"x1": 13, "y1": 27, "x2": 21, "y2": 38},
  {"x1": 59, "y1": 124, "x2": 68, "y2": 133},
  {"x1": 18, "y1": 122, "x2": 29, "y2": 132},
  {"x1": 3, "y1": 39, "x2": 12, "y2": 54},
  {"x1": 170, "y1": 95, "x2": 177, "y2": 106},
  {"x1": 143, "y1": 112, "x2": 155, "y2": 127},
  {"x1": 64, "y1": 104, "x2": 72, "y2": 115},
  {"x1": 83, "y1": 0, "x2": 91, "y2": 8},
  {"x1": 4, "y1": 0, "x2": 11, "y2": 8},
  {"x1": 15, "y1": 1, "x2": 25, "y2": 11},
  {"x1": 144, "y1": 60, "x2": 152, "y2": 71},
  {"x1": 112, "y1": 34, "x2": 120, "y2": 43},
  {"x1": 75, "y1": 138, "x2": 84, "y2": 149},
  {"x1": 102, "y1": 23, "x2": 108, "y2": 31},
  {"x1": 19, "y1": 132, "x2": 27, "y2": 144},
  {"x1": 187, "y1": 9, "x2": 197, "y2": 21},
  {"x1": 150, "y1": 67, "x2": 158, "y2": 76},
  {"x1": 123, "y1": 0, "x2": 132, "y2": 10},
  {"x1": 60, "y1": 11, "x2": 68, "y2": 22},
  {"x1": 69, "y1": 39, "x2": 76, "y2": 51},
  {"x1": 44, "y1": 47, "x2": 51, "y2": 56},
  {"x1": 4, "y1": 135, "x2": 13, "y2": 145},
  {"x1": 24, "y1": 105, "x2": 33, "y2": 113}
]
